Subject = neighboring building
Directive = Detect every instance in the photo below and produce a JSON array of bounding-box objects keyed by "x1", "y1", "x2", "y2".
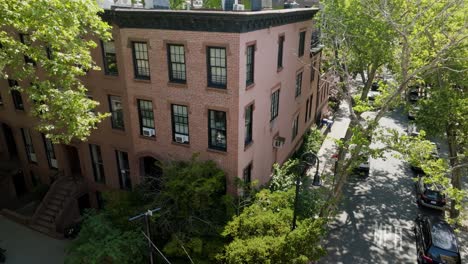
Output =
[{"x1": 0, "y1": 6, "x2": 327, "y2": 235}]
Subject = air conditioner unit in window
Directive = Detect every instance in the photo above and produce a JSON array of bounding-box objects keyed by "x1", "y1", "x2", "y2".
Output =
[
  {"x1": 142, "y1": 127, "x2": 155, "y2": 137},
  {"x1": 233, "y1": 3, "x2": 244, "y2": 10},
  {"x1": 30, "y1": 153, "x2": 37, "y2": 162},
  {"x1": 175, "y1": 134, "x2": 189, "y2": 143},
  {"x1": 50, "y1": 158, "x2": 58, "y2": 168},
  {"x1": 273, "y1": 136, "x2": 285, "y2": 149}
]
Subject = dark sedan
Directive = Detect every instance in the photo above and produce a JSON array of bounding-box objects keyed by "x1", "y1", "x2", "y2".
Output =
[
  {"x1": 415, "y1": 176, "x2": 446, "y2": 210},
  {"x1": 414, "y1": 215, "x2": 461, "y2": 264}
]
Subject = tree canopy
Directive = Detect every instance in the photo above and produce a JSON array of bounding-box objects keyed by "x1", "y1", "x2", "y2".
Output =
[{"x1": 0, "y1": 0, "x2": 111, "y2": 143}]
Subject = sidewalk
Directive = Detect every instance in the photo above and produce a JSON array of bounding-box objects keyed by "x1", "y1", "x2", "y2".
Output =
[
  {"x1": 310, "y1": 99, "x2": 351, "y2": 180},
  {"x1": 0, "y1": 215, "x2": 68, "y2": 264}
]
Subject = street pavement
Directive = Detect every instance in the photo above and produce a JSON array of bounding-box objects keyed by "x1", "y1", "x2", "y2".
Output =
[
  {"x1": 0, "y1": 215, "x2": 69, "y2": 264},
  {"x1": 319, "y1": 107, "x2": 467, "y2": 263}
]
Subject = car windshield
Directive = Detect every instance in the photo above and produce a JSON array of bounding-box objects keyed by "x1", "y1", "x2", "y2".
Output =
[
  {"x1": 424, "y1": 189, "x2": 443, "y2": 200},
  {"x1": 431, "y1": 222, "x2": 459, "y2": 252}
]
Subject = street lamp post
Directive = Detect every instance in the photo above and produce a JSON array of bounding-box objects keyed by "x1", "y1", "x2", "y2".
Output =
[
  {"x1": 129, "y1": 208, "x2": 161, "y2": 264},
  {"x1": 292, "y1": 151, "x2": 321, "y2": 230}
]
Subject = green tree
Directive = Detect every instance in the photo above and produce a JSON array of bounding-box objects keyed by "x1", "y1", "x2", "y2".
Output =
[
  {"x1": 66, "y1": 211, "x2": 146, "y2": 264},
  {"x1": 219, "y1": 189, "x2": 326, "y2": 264},
  {"x1": 0, "y1": 0, "x2": 111, "y2": 143}
]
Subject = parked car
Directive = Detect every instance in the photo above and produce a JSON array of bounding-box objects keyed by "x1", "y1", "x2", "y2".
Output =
[
  {"x1": 410, "y1": 142, "x2": 439, "y2": 174},
  {"x1": 408, "y1": 106, "x2": 420, "y2": 120},
  {"x1": 409, "y1": 87, "x2": 422, "y2": 103},
  {"x1": 353, "y1": 152, "x2": 370, "y2": 177},
  {"x1": 368, "y1": 91, "x2": 381, "y2": 105},
  {"x1": 407, "y1": 122, "x2": 420, "y2": 137},
  {"x1": 371, "y1": 81, "x2": 379, "y2": 91},
  {"x1": 415, "y1": 176, "x2": 446, "y2": 210},
  {"x1": 414, "y1": 215, "x2": 461, "y2": 264}
]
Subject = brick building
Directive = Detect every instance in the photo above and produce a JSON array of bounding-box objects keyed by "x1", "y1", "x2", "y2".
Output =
[{"x1": 0, "y1": 6, "x2": 327, "y2": 235}]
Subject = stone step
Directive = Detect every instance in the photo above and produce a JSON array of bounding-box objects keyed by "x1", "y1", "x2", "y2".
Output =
[
  {"x1": 43, "y1": 208, "x2": 59, "y2": 218},
  {"x1": 49, "y1": 199, "x2": 64, "y2": 207},
  {"x1": 36, "y1": 219, "x2": 55, "y2": 229},
  {"x1": 46, "y1": 204, "x2": 60, "y2": 212},
  {"x1": 38, "y1": 214, "x2": 54, "y2": 223},
  {"x1": 52, "y1": 192, "x2": 67, "y2": 200},
  {"x1": 29, "y1": 224, "x2": 63, "y2": 240},
  {"x1": 56, "y1": 188, "x2": 70, "y2": 196}
]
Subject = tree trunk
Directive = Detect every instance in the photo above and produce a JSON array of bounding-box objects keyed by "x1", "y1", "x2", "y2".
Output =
[
  {"x1": 359, "y1": 71, "x2": 366, "y2": 84},
  {"x1": 447, "y1": 124, "x2": 461, "y2": 218},
  {"x1": 360, "y1": 64, "x2": 378, "y2": 101}
]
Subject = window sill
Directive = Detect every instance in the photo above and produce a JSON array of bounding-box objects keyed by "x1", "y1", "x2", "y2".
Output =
[
  {"x1": 246, "y1": 83, "x2": 255, "y2": 90},
  {"x1": 207, "y1": 148, "x2": 227, "y2": 155},
  {"x1": 244, "y1": 141, "x2": 254, "y2": 151},
  {"x1": 277, "y1": 67, "x2": 284, "y2": 73},
  {"x1": 133, "y1": 78, "x2": 151, "y2": 83},
  {"x1": 14, "y1": 109, "x2": 26, "y2": 113},
  {"x1": 103, "y1": 74, "x2": 119, "y2": 79},
  {"x1": 171, "y1": 141, "x2": 190, "y2": 148},
  {"x1": 168, "y1": 82, "x2": 188, "y2": 88},
  {"x1": 139, "y1": 135, "x2": 156, "y2": 141},
  {"x1": 206, "y1": 87, "x2": 228, "y2": 93},
  {"x1": 111, "y1": 129, "x2": 126, "y2": 135}
]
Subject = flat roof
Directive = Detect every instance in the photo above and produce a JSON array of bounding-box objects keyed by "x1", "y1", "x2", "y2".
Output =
[{"x1": 102, "y1": 7, "x2": 319, "y2": 33}]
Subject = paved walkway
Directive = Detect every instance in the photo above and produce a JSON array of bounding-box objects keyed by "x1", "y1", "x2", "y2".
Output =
[{"x1": 0, "y1": 215, "x2": 68, "y2": 264}]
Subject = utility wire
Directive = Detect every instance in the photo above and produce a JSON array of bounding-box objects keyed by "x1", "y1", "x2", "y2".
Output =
[
  {"x1": 141, "y1": 231, "x2": 172, "y2": 264},
  {"x1": 174, "y1": 235, "x2": 195, "y2": 264}
]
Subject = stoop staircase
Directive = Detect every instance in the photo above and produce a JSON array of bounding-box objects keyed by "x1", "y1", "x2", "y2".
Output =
[{"x1": 30, "y1": 174, "x2": 85, "y2": 238}]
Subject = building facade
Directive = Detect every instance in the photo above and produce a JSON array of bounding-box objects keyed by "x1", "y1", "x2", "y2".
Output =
[{"x1": 0, "y1": 7, "x2": 328, "y2": 234}]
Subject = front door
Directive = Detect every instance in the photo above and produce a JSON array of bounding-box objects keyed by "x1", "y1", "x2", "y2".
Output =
[
  {"x1": 2, "y1": 124, "x2": 18, "y2": 158},
  {"x1": 65, "y1": 146, "x2": 82, "y2": 176},
  {"x1": 12, "y1": 170, "x2": 27, "y2": 197}
]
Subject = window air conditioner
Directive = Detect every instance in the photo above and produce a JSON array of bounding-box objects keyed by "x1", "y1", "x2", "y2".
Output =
[
  {"x1": 50, "y1": 158, "x2": 58, "y2": 168},
  {"x1": 30, "y1": 153, "x2": 37, "y2": 162},
  {"x1": 233, "y1": 4, "x2": 244, "y2": 10},
  {"x1": 142, "y1": 127, "x2": 155, "y2": 137},
  {"x1": 175, "y1": 134, "x2": 189, "y2": 143},
  {"x1": 273, "y1": 136, "x2": 285, "y2": 149}
]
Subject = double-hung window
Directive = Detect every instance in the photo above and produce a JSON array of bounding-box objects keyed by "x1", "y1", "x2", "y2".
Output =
[
  {"x1": 246, "y1": 45, "x2": 255, "y2": 86},
  {"x1": 244, "y1": 104, "x2": 253, "y2": 146},
  {"x1": 277, "y1": 35, "x2": 284, "y2": 69},
  {"x1": 171, "y1": 104, "x2": 189, "y2": 144},
  {"x1": 116, "y1": 150, "x2": 131, "y2": 190},
  {"x1": 21, "y1": 128, "x2": 36, "y2": 163},
  {"x1": 42, "y1": 134, "x2": 57, "y2": 169},
  {"x1": 108, "y1": 95, "x2": 124, "y2": 130},
  {"x1": 132, "y1": 42, "x2": 150, "y2": 79},
  {"x1": 305, "y1": 98, "x2": 310, "y2": 123},
  {"x1": 19, "y1": 33, "x2": 35, "y2": 66},
  {"x1": 207, "y1": 47, "x2": 227, "y2": 88},
  {"x1": 243, "y1": 163, "x2": 252, "y2": 186},
  {"x1": 137, "y1": 99, "x2": 155, "y2": 137},
  {"x1": 270, "y1": 89, "x2": 280, "y2": 121},
  {"x1": 167, "y1": 44, "x2": 186, "y2": 83},
  {"x1": 308, "y1": 94, "x2": 313, "y2": 120},
  {"x1": 102, "y1": 40, "x2": 118, "y2": 75},
  {"x1": 8, "y1": 79, "x2": 24, "y2": 110},
  {"x1": 292, "y1": 114, "x2": 299, "y2": 140},
  {"x1": 298, "y1": 31, "x2": 306, "y2": 57},
  {"x1": 295, "y1": 72, "x2": 303, "y2": 97},
  {"x1": 89, "y1": 144, "x2": 105, "y2": 183},
  {"x1": 208, "y1": 110, "x2": 227, "y2": 151}
]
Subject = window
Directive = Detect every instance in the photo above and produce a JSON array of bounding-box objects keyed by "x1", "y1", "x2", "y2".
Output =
[
  {"x1": 244, "y1": 104, "x2": 253, "y2": 146},
  {"x1": 277, "y1": 35, "x2": 284, "y2": 69},
  {"x1": 243, "y1": 163, "x2": 252, "y2": 186},
  {"x1": 21, "y1": 128, "x2": 37, "y2": 163},
  {"x1": 298, "y1": 31, "x2": 306, "y2": 57},
  {"x1": 308, "y1": 94, "x2": 313, "y2": 120},
  {"x1": 137, "y1": 99, "x2": 155, "y2": 137},
  {"x1": 132, "y1": 42, "x2": 150, "y2": 79},
  {"x1": 116, "y1": 150, "x2": 131, "y2": 190},
  {"x1": 292, "y1": 114, "x2": 299, "y2": 140},
  {"x1": 295, "y1": 72, "x2": 303, "y2": 97},
  {"x1": 270, "y1": 89, "x2": 280, "y2": 121},
  {"x1": 102, "y1": 41, "x2": 118, "y2": 75},
  {"x1": 305, "y1": 98, "x2": 310, "y2": 123},
  {"x1": 89, "y1": 144, "x2": 105, "y2": 183},
  {"x1": 171, "y1": 104, "x2": 189, "y2": 144},
  {"x1": 207, "y1": 47, "x2": 227, "y2": 88},
  {"x1": 208, "y1": 110, "x2": 227, "y2": 151},
  {"x1": 108, "y1": 95, "x2": 124, "y2": 130},
  {"x1": 167, "y1": 44, "x2": 186, "y2": 83},
  {"x1": 19, "y1": 34, "x2": 35, "y2": 65},
  {"x1": 9, "y1": 79, "x2": 24, "y2": 110},
  {"x1": 42, "y1": 134, "x2": 57, "y2": 169},
  {"x1": 246, "y1": 44, "x2": 255, "y2": 86}
]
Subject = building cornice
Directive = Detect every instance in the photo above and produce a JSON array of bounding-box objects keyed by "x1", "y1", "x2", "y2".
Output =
[{"x1": 102, "y1": 8, "x2": 319, "y2": 33}]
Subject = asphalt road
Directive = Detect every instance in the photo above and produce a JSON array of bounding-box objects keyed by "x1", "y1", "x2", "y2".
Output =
[{"x1": 319, "y1": 108, "x2": 466, "y2": 263}]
